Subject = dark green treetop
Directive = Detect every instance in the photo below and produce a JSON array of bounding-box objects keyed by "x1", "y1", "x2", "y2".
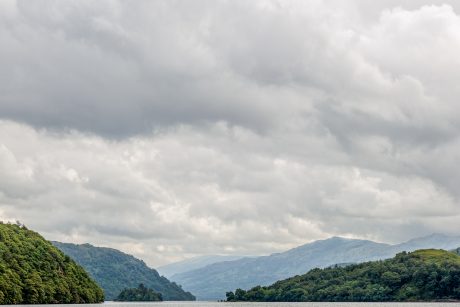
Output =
[
  {"x1": 0, "y1": 222, "x2": 104, "y2": 304},
  {"x1": 115, "y1": 283, "x2": 162, "y2": 301},
  {"x1": 227, "y1": 249, "x2": 460, "y2": 302}
]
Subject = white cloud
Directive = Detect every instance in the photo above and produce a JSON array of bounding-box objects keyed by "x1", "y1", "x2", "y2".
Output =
[{"x1": 0, "y1": 120, "x2": 459, "y2": 266}]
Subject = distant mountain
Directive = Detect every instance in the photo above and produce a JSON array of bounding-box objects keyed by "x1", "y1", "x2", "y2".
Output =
[
  {"x1": 227, "y1": 249, "x2": 460, "y2": 302},
  {"x1": 157, "y1": 255, "x2": 246, "y2": 278},
  {"x1": 170, "y1": 234, "x2": 460, "y2": 300},
  {"x1": 0, "y1": 223, "x2": 103, "y2": 304},
  {"x1": 171, "y1": 237, "x2": 391, "y2": 300},
  {"x1": 394, "y1": 233, "x2": 460, "y2": 251},
  {"x1": 52, "y1": 242, "x2": 195, "y2": 301}
]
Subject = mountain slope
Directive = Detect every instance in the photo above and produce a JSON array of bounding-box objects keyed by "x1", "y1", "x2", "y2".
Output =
[
  {"x1": 171, "y1": 234, "x2": 460, "y2": 300},
  {"x1": 52, "y1": 242, "x2": 195, "y2": 301},
  {"x1": 0, "y1": 223, "x2": 104, "y2": 304},
  {"x1": 172, "y1": 237, "x2": 392, "y2": 300},
  {"x1": 227, "y1": 249, "x2": 460, "y2": 302},
  {"x1": 394, "y1": 234, "x2": 460, "y2": 251},
  {"x1": 157, "y1": 255, "x2": 246, "y2": 278}
]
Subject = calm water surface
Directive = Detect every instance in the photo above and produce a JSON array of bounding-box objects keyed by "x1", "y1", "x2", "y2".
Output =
[
  {"x1": 102, "y1": 302, "x2": 460, "y2": 307},
  {"x1": 13, "y1": 302, "x2": 458, "y2": 307}
]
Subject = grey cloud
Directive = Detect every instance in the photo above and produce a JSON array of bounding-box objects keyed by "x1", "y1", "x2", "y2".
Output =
[
  {"x1": 1, "y1": 120, "x2": 459, "y2": 266},
  {"x1": 3, "y1": 0, "x2": 457, "y2": 137},
  {"x1": 1, "y1": 0, "x2": 294, "y2": 136}
]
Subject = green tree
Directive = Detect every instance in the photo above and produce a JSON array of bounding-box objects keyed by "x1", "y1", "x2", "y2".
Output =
[
  {"x1": 226, "y1": 249, "x2": 460, "y2": 302},
  {"x1": 0, "y1": 222, "x2": 104, "y2": 304},
  {"x1": 115, "y1": 284, "x2": 163, "y2": 301}
]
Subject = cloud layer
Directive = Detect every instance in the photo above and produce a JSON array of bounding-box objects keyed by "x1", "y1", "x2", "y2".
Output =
[{"x1": 1, "y1": 0, "x2": 460, "y2": 266}]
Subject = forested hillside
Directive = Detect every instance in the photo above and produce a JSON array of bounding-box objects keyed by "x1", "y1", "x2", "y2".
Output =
[
  {"x1": 172, "y1": 234, "x2": 460, "y2": 300},
  {"x1": 172, "y1": 237, "x2": 390, "y2": 300},
  {"x1": 0, "y1": 223, "x2": 104, "y2": 304},
  {"x1": 53, "y1": 242, "x2": 195, "y2": 301},
  {"x1": 227, "y1": 249, "x2": 460, "y2": 302}
]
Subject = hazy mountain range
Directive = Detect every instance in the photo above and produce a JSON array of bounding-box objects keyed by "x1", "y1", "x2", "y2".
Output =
[
  {"x1": 168, "y1": 234, "x2": 460, "y2": 300},
  {"x1": 157, "y1": 255, "x2": 247, "y2": 278}
]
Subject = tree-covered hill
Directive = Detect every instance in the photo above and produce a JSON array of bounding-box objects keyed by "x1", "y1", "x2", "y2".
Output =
[
  {"x1": 172, "y1": 234, "x2": 460, "y2": 300},
  {"x1": 227, "y1": 249, "x2": 460, "y2": 302},
  {"x1": 53, "y1": 241, "x2": 195, "y2": 301},
  {"x1": 0, "y1": 222, "x2": 104, "y2": 304},
  {"x1": 115, "y1": 284, "x2": 162, "y2": 302}
]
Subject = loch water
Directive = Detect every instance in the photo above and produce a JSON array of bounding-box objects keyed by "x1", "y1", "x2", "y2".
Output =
[{"x1": 13, "y1": 302, "x2": 459, "y2": 307}]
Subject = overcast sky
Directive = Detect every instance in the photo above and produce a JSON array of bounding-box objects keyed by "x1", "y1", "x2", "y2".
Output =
[{"x1": 1, "y1": 0, "x2": 460, "y2": 267}]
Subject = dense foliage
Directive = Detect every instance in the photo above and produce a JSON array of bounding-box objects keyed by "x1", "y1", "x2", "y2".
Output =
[
  {"x1": 115, "y1": 283, "x2": 162, "y2": 301},
  {"x1": 53, "y1": 242, "x2": 195, "y2": 301},
  {"x1": 0, "y1": 222, "x2": 104, "y2": 304},
  {"x1": 226, "y1": 249, "x2": 460, "y2": 302}
]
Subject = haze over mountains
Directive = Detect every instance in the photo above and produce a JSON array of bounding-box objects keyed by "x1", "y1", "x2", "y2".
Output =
[
  {"x1": 168, "y1": 234, "x2": 460, "y2": 300},
  {"x1": 157, "y1": 255, "x2": 247, "y2": 279}
]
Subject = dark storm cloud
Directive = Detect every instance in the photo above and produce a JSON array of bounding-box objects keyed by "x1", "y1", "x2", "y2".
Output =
[{"x1": 0, "y1": 0, "x2": 298, "y2": 136}]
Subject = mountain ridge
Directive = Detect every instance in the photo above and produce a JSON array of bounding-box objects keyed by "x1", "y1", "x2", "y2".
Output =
[
  {"x1": 227, "y1": 249, "x2": 460, "y2": 302},
  {"x1": 52, "y1": 241, "x2": 195, "y2": 301},
  {"x1": 157, "y1": 255, "x2": 247, "y2": 278},
  {"x1": 170, "y1": 233, "x2": 460, "y2": 300}
]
